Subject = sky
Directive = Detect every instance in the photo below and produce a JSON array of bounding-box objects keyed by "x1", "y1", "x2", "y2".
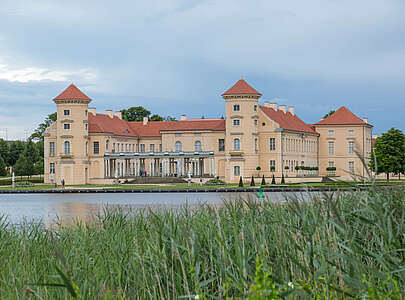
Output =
[{"x1": 0, "y1": 0, "x2": 404, "y2": 140}]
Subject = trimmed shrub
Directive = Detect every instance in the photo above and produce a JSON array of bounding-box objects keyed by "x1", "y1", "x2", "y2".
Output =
[
  {"x1": 238, "y1": 176, "x2": 243, "y2": 187},
  {"x1": 271, "y1": 174, "x2": 275, "y2": 184},
  {"x1": 281, "y1": 173, "x2": 285, "y2": 184},
  {"x1": 250, "y1": 176, "x2": 255, "y2": 187},
  {"x1": 261, "y1": 175, "x2": 266, "y2": 186}
]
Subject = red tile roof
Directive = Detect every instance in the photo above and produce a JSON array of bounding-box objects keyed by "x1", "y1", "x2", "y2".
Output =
[
  {"x1": 54, "y1": 84, "x2": 92, "y2": 101},
  {"x1": 88, "y1": 113, "x2": 136, "y2": 136},
  {"x1": 222, "y1": 79, "x2": 262, "y2": 96},
  {"x1": 89, "y1": 114, "x2": 225, "y2": 137},
  {"x1": 315, "y1": 106, "x2": 369, "y2": 126},
  {"x1": 260, "y1": 106, "x2": 317, "y2": 134}
]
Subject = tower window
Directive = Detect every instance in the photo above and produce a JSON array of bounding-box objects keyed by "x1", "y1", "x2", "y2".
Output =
[
  {"x1": 233, "y1": 119, "x2": 240, "y2": 126},
  {"x1": 64, "y1": 124, "x2": 70, "y2": 130},
  {"x1": 233, "y1": 105, "x2": 240, "y2": 111},
  {"x1": 269, "y1": 138, "x2": 276, "y2": 150},
  {"x1": 218, "y1": 139, "x2": 225, "y2": 152},
  {"x1": 64, "y1": 110, "x2": 70, "y2": 116},
  {"x1": 93, "y1": 141, "x2": 99, "y2": 155},
  {"x1": 49, "y1": 142, "x2": 55, "y2": 156},
  {"x1": 254, "y1": 105, "x2": 257, "y2": 111},
  {"x1": 233, "y1": 138, "x2": 240, "y2": 150},
  {"x1": 64, "y1": 141, "x2": 70, "y2": 154}
]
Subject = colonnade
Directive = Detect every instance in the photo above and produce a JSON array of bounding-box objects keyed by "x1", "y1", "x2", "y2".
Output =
[{"x1": 104, "y1": 156, "x2": 215, "y2": 178}]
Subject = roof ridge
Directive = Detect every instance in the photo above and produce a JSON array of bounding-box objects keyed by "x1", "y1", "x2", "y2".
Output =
[{"x1": 222, "y1": 79, "x2": 262, "y2": 96}]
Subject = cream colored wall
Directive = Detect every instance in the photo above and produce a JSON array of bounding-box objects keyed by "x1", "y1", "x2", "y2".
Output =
[
  {"x1": 223, "y1": 95, "x2": 260, "y2": 182},
  {"x1": 315, "y1": 125, "x2": 372, "y2": 178},
  {"x1": 45, "y1": 102, "x2": 90, "y2": 185}
]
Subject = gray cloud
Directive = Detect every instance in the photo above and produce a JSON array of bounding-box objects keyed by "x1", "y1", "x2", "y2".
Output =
[{"x1": 0, "y1": 0, "x2": 404, "y2": 139}]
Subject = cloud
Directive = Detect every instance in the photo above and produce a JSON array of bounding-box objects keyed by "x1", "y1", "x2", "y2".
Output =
[
  {"x1": 0, "y1": 63, "x2": 97, "y2": 83},
  {"x1": 0, "y1": 0, "x2": 404, "y2": 139}
]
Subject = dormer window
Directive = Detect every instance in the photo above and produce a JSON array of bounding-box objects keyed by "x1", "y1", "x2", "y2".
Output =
[
  {"x1": 233, "y1": 104, "x2": 240, "y2": 111},
  {"x1": 64, "y1": 110, "x2": 70, "y2": 116}
]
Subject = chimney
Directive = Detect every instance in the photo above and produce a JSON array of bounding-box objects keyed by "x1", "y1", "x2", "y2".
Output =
[
  {"x1": 143, "y1": 117, "x2": 148, "y2": 125},
  {"x1": 288, "y1": 106, "x2": 295, "y2": 115},
  {"x1": 363, "y1": 117, "x2": 368, "y2": 124},
  {"x1": 113, "y1": 111, "x2": 122, "y2": 119},
  {"x1": 269, "y1": 102, "x2": 277, "y2": 110},
  {"x1": 279, "y1": 105, "x2": 286, "y2": 113},
  {"x1": 372, "y1": 134, "x2": 379, "y2": 139},
  {"x1": 88, "y1": 107, "x2": 96, "y2": 115},
  {"x1": 180, "y1": 114, "x2": 186, "y2": 121},
  {"x1": 264, "y1": 101, "x2": 271, "y2": 108},
  {"x1": 106, "y1": 110, "x2": 113, "y2": 118}
]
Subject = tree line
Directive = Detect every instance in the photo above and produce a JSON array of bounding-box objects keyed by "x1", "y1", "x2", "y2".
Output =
[{"x1": 0, "y1": 139, "x2": 43, "y2": 178}]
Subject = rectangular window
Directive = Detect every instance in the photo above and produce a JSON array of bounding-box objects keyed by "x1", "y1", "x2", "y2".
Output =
[
  {"x1": 64, "y1": 109, "x2": 70, "y2": 116},
  {"x1": 233, "y1": 104, "x2": 240, "y2": 111},
  {"x1": 348, "y1": 141, "x2": 354, "y2": 154},
  {"x1": 328, "y1": 161, "x2": 334, "y2": 168},
  {"x1": 254, "y1": 138, "x2": 258, "y2": 151},
  {"x1": 219, "y1": 139, "x2": 225, "y2": 152},
  {"x1": 269, "y1": 160, "x2": 276, "y2": 171},
  {"x1": 159, "y1": 144, "x2": 162, "y2": 152},
  {"x1": 234, "y1": 166, "x2": 240, "y2": 176},
  {"x1": 49, "y1": 142, "x2": 55, "y2": 156},
  {"x1": 328, "y1": 130, "x2": 334, "y2": 135},
  {"x1": 349, "y1": 161, "x2": 354, "y2": 172},
  {"x1": 150, "y1": 144, "x2": 155, "y2": 152},
  {"x1": 254, "y1": 105, "x2": 257, "y2": 111},
  {"x1": 112, "y1": 143, "x2": 115, "y2": 153},
  {"x1": 64, "y1": 124, "x2": 70, "y2": 130},
  {"x1": 328, "y1": 141, "x2": 334, "y2": 155},
  {"x1": 194, "y1": 133, "x2": 201, "y2": 136},
  {"x1": 140, "y1": 144, "x2": 145, "y2": 152},
  {"x1": 50, "y1": 163, "x2": 55, "y2": 174},
  {"x1": 175, "y1": 133, "x2": 182, "y2": 137},
  {"x1": 348, "y1": 130, "x2": 354, "y2": 135},
  {"x1": 121, "y1": 144, "x2": 123, "y2": 152},
  {"x1": 125, "y1": 144, "x2": 128, "y2": 152},
  {"x1": 106, "y1": 141, "x2": 109, "y2": 151},
  {"x1": 233, "y1": 119, "x2": 240, "y2": 126},
  {"x1": 254, "y1": 119, "x2": 258, "y2": 126},
  {"x1": 85, "y1": 124, "x2": 88, "y2": 130},
  {"x1": 93, "y1": 142, "x2": 99, "y2": 154},
  {"x1": 269, "y1": 138, "x2": 276, "y2": 150}
]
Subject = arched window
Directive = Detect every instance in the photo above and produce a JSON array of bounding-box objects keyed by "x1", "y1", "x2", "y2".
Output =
[
  {"x1": 106, "y1": 140, "x2": 109, "y2": 151},
  {"x1": 234, "y1": 138, "x2": 240, "y2": 150},
  {"x1": 234, "y1": 166, "x2": 240, "y2": 176},
  {"x1": 85, "y1": 142, "x2": 88, "y2": 155},
  {"x1": 175, "y1": 141, "x2": 182, "y2": 152},
  {"x1": 64, "y1": 141, "x2": 70, "y2": 154},
  {"x1": 194, "y1": 141, "x2": 202, "y2": 152}
]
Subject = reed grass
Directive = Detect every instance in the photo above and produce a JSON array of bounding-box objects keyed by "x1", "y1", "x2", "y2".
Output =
[{"x1": 0, "y1": 186, "x2": 404, "y2": 299}]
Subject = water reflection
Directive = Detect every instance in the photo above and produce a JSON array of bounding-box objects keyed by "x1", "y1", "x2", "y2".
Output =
[{"x1": 0, "y1": 192, "x2": 298, "y2": 227}]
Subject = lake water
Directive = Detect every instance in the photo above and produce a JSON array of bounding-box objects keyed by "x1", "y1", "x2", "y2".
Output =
[{"x1": 0, "y1": 192, "x2": 308, "y2": 226}]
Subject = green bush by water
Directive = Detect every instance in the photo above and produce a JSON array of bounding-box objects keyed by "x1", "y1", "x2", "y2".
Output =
[{"x1": 0, "y1": 187, "x2": 404, "y2": 299}]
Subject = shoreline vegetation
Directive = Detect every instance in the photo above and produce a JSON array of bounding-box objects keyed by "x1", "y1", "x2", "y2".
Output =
[{"x1": 0, "y1": 186, "x2": 404, "y2": 298}]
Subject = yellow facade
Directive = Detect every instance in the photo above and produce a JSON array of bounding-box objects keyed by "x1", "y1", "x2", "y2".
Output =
[{"x1": 44, "y1": 81, "x2": 372, "y2": 184}]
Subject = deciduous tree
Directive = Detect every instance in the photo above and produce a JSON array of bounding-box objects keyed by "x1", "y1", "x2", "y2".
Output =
[
  {"x1": 30, "y1": 112, "x2": 57, "y2": 142},
  {"x1": 0, "y1": 155, "x2": 7, "y2": 176},
  {"x1": 8, "y1": 141, "x2": 25, "y2": 166},
  {"x1": 370, "y1": 128, "x2": 405, "y2": 183}
]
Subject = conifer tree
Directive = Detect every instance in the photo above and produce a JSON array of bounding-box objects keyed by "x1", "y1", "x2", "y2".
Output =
[
  {"x1": 271, "y1": 174, "x2": 276, "y2": 184},
  {"x1": 238, "y1": 176, "x2": 243, "y2": 187},
  {"x1": 281, "y1": 173, "x2": 285, "y2": 184},
  {"x1": 261, "y1": 175, "x2": 266, "y2": 186},
  {"x1": 250, "y1": 176, "x2": 255, "y2": 186}
]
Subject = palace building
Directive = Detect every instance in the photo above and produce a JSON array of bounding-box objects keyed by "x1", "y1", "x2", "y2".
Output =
[{"x1": 43, "y1": 79, "x2": 373, "y2": 185}]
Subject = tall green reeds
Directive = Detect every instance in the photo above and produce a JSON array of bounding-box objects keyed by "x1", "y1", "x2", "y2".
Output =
[{"x1": 0, "y1": 186, "x2": 404, "y2": 299}]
